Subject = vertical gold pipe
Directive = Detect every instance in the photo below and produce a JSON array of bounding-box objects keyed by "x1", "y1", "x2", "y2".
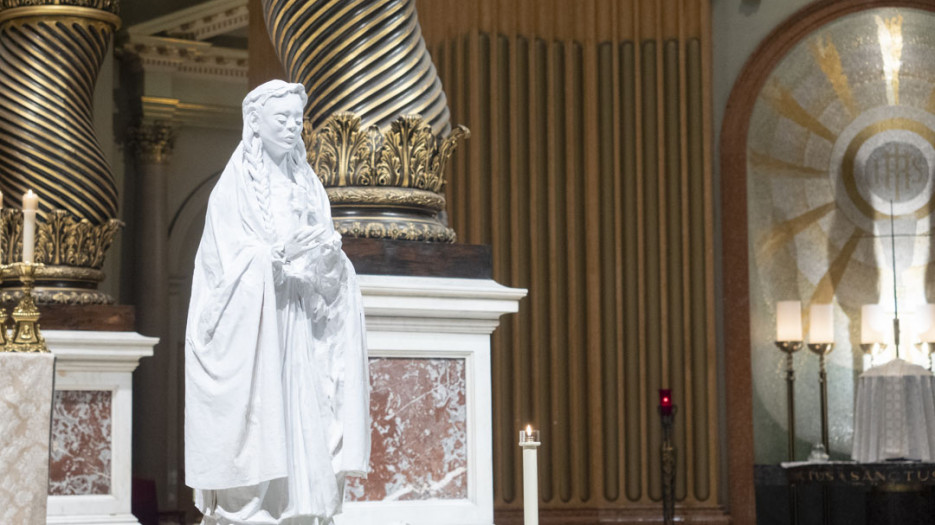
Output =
[
  {"x1": 509, "y1": 28, "x2": 533, "y2": 509},
  {"x1": 641, "y1": 38, "x2": 662, "y2": 502},
  {"x1": 700, "y1": 0, "x2": 719, "y2": 505},
  {"x1": 663, "y1": 37, "x2": 686, "y2": 501},
  {"x1": 530, "y1": 35, "x2": 553, "y2": 503},
  {"x1": 580, "y1": 0, "x2": 605, "y2": 504},
  {"x1": 608, "y1": 0, "x2": 627, "y2": 508},
  {"x1": 554, "y1": 40, "x2": 574, "y2": 504},
  {"x1": 453, "y1": 32, "x2": 469, "y2": 236},
  {"x1": 567, "y1": 39, "x2": 591, "y2": 504},
  {"x1": 687, "y1": 37, "x2": 710, "y2": 502},
  {"x1": 676, "y1": 0, "x2": 697, "y2": 505},
  {"x1": 598, "y1": 39, "x2": 620, "y2": 503},
  {"x1": 653, "y1": 0, "x2": 669, "y2": 403},
  {"x1": 620, "y1": 38, "x2": 642, "y2": 503},
  {"x1": 633, "y1": 0, "x2": 650, "y2": 504}
]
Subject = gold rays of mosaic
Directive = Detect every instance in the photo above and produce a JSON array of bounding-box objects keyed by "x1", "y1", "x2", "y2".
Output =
[{"x1": 748, "y1": 9, "x2": 935, "y2": 309}]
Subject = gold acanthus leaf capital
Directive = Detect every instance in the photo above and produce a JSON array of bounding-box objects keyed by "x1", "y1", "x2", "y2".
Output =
[
  {"x1": 305, "y1": 112, "x2": 468, "y2": 194},
  {"x1": 29, "y1": 210, "x2": 122, "y2": 268},
  {"x1": 125, "y1": 121, "x2": 177, "y2": 163},
  {"x1": 0, "y1": 208, "x2": 22, "y2": 265}
]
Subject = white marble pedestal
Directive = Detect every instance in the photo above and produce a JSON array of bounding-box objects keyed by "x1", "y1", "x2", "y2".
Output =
[
  {"x1": 44, "y1": 331, "x2": 156, "y2": 525},
  {"x1": 338, "y1": 275, "x2": 525, "y2": 525}
]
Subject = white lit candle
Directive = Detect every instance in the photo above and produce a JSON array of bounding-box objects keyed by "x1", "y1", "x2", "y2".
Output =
[
  {"x1": 809, "y1": 304, "x2": 834, "y2": 344},
  {"x1": 918, "y1": 304, "x2": 935, "y2": 343},
  {"x1": 519, "y1": 424, "x2": 540, "y2": 525},
  {"x1": 22, "y1": 190, "x2": 38, "y2": 264},
  {"x1": 776, "y1": 301, "x2": 803, "y2": 342},
  {"x1": 861, "y1": 304, "x2": 886, "y2": 344}
]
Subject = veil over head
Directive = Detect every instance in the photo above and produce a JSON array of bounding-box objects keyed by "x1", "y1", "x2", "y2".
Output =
[{"x1": 241, "y1": 79, "x2": 309, "y2": 147}]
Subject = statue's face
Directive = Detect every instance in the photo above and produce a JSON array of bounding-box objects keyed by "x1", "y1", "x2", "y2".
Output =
[{"x1": 253, "y1": 92, "x2": 304, "y2": 161}]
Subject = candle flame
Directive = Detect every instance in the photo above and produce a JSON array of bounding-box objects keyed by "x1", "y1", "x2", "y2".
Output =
[{"x1": 526, "y1": 424, "x2": 533, "y2": 434}]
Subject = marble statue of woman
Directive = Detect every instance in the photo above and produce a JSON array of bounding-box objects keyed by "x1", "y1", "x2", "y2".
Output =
[{"x1": 185, "y1": 79, "x2": 370, "y2": 524}]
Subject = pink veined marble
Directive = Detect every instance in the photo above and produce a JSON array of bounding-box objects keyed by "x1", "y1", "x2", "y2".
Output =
[
  {"x1": 49, "y1": 390, "x2": 113, "y2": 496},
  {"x1": 348, "y1": 358, "x2": 467, "y2": 501}
]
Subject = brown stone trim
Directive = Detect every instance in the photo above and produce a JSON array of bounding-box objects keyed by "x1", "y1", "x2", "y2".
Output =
[
  {"x1": 719, "y1": 1, "x2": 935, "y2": 524},
  {"x1": 495, "y1": 506, "x2": 730, "y2": 525},
  {"x1": 343, "y1": 238, "x2": 492, "y2": 279},
  {"x1": 38, "y1": 305, "x2": 135, "y2": 332}
]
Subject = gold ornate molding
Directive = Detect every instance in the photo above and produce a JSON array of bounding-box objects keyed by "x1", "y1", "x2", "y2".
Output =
[
  {"x1": 0, "y1": 0, "x2": 118, "y2": 12},
  {"x1": 305, "y1": 113, "x2": 468, "y2": 243},
  {"x1": 125, "y1": 122, "x2": 177, "y2": 164},
  {"x1": 335, "y1": 218, "x2": 457, "y2": 243},
  {"x1": 326, "y1": 187, "x2": 447, "y2": 212},
  {"x1": 1, "y1": 209, "x2": 122, "y2": 305}
]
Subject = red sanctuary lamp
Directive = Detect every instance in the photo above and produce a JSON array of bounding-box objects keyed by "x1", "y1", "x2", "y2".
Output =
[
  {"x1": 659, "y1": 389, "x2": 673, "y2": 416},
  {"x1": 658, "y1": 388, "x2": 676, "y2": 525}
]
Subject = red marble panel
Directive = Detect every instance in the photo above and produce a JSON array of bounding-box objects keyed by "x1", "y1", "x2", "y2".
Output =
[
  {"x1": 49, "y1": 390, "x2": 112, "y2": 496},
  {"x1": 348, "y1": 357, "x2": 467, "y2": 501}
]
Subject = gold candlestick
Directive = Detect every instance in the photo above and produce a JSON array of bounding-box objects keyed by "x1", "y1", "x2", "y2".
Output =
[
  {"x1": 807, "y1": 342, "x2": 834, "y2": 453},
  {"x1": 6, "y1": 262, "x2": 47, "y2": 353},
  {"x1": 917, "y1": 342, "x2": 935, "y2": 371},
  {"x1": 775, "y1": 340, "x2": 803, "y2": 460},
  {"x1": 859, "y1": 343, "x2": 885, "y2": 367},
  {"x1": 0, "y1": 270, "x2": 7, "y2": 350}
]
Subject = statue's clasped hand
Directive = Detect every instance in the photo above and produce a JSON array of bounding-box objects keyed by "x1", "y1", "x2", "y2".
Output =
[{"x1": 283, "y1": 224, "x2": 329, "y2": 261}]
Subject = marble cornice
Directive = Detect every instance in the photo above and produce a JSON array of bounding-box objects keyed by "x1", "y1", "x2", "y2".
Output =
[
  {"x1": 140, "y1": 96, "x2": 240, "y2": 131},
  {"x1": 121, "y1": 35, "x2": 247, "y2": 81},
  {"x1": 127, "y1": 0, "x2": 246, "y2": 41}
]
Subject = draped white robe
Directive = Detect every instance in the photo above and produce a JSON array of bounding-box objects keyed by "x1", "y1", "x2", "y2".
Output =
[{"x1": 185, "y1": 143, "x2": 370, "y2": 524}]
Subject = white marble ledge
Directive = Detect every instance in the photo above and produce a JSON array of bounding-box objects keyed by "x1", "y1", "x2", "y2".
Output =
[
  {"x1": 47, "y1": 512, "x2": 141, "y2": 525},
  {"x1": 45, "y1": 331, "x2": 157, "y2": 373},
  {"x1": 359, "y1": 275, "x2": 527, "y2": 321}
]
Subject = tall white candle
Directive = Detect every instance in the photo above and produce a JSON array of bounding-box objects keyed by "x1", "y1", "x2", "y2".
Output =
[
  {"x1": 22, "y1": 190, "x2": 38, "y2": 264},
  {"x1": 776, "y1": 301, "x2": 802, "y2": 342},
  {"x1": 519, "y1": 425, "x2": 540, "y2": 525},
  {"x1": 861, "y1": 304, "x2": 885, "y2": 344},
  {"x1": 809, "y1": 304, "x2": 834, "y2": 344},
  {"x1": 918, "y1": 304, "x2": 935, "y2": 343}
]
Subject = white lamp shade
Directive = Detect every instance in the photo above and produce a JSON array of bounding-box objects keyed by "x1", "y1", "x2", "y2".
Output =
[
  {"x1": 918, "y1": 304, "x2": 935, "y2": 343},
  {"x1": 861, "y1": 304, "x2": 886, "y2": 344},
  {"x1": 776, "y1": 301, "x2": 803, "y2": 342},
  {"x1": 809, "y1": 304, "x2": 834, "y2": 344}
]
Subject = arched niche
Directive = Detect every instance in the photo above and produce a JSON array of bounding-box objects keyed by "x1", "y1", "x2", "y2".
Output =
[{"x1": 721, "y1": 0, "x2": 935, "y2": 520}]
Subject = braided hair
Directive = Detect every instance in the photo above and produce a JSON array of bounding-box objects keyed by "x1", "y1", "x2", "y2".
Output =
[{"x1": 241, "y1": 80, "x2": 310, "y2": 239}]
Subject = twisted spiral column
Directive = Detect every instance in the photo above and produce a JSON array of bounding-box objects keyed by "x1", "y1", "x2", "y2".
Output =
[
  {"x1": 261, "y1": 0, "x2": 449, "y2": 135},
  {"x1": 0, "y1": 2, "x2": 120, "y2": 225}
]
